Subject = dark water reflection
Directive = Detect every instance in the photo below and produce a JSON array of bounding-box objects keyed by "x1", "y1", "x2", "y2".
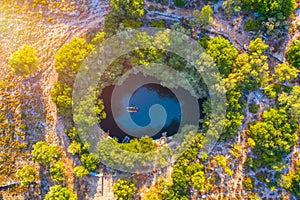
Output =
[{"x1": 99, "y1": 81, "x2": 204, "y2": 142}]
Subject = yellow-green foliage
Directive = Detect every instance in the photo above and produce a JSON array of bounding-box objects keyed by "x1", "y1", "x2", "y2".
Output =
[
  {"x1": 8, "y1": 45, "x2": 38, "y2": 76},
  {"x1": 113, "y1": 178, "x2": 137, "y2": 200},
  {"x1": 16, "y1": 165, "x2": 37, "y2": 187}
]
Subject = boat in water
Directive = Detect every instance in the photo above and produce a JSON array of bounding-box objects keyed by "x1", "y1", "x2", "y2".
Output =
[{"x1": 127, "y1": 106, "x2": 138, "y2": 112}]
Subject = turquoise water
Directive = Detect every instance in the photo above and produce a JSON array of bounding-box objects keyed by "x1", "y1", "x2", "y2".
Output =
[{"x1": 128, "y1": 84, "x2": 181, "y2": 128}]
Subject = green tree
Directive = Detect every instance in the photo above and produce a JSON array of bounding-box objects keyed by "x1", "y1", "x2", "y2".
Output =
[
  {"x1": 161, "y1": 134, "x2": 205, "y2": 199},
  {"x1": 291, "y1": 169, "x2": 300, "y2": 196},
  {"x1": 16, "y1": 165, "x2": 37, "y2": 187},
  {"x1": 223, "y1": 0, "x2": 241, "y2": 14},
  {"x1": 74, "y1": 166, "x2": 89, "y2": 177},
  {"x1": 278, "y1": 86, "x2": 300, "y2": 120},
  {"x1": 50, "y1": 160, "x2": 65, "y2": 182},
  {"x1": 80, "y1": 153, "x2": 99, "y2": 171},
  {"x1": 191, "y1": 171, "x2": 205, "y2": 191},
  {"x1": 51, "y1": 82, "x2": 72, "y2": 116},
  {"x1": 113, "y1": 178, "x2": 137, "y2": 200},
  {"x1": 168, "y1": 168, "x2": 189, "y2": 198},
  {"x1": 151, "y1": 20, "x2": 165, "y2": 28},
  {"x1": 110, "y1": 0, "x2": 144, "y2": 21},
  {"x1": 8, "y1": 45, "x2": 38, "y2": 76},
  {"x1": 242, "y1": 0, "x2": 296, "y2": 21},
  {"x1": 273, "y1": 62, "x2": 298, "y2": 83},
  {"x1": 67, "y1": 141, "x2": 82, "y2": 155},
  {"x1": 224, "y1": 167, "x2": 233, "y2": 176},
  {"x1": 123, "y1": 19, "x2": 142, "y2": 28},
  {"x1": 45, "y1": 185, "x2": 77, "y2": 200},
  {"x1": 279, "y1": 174, "x2": 293, "y2": 190},
  {"x1": 66, "y1": 127, "x2": 79, "y2": 140},
  {"x1": 192, "y1": 5, "x2": 213, "y2": 28},
  {"x1": 119, "y1": 136, "x2": 156, "y2": 153},
  {"x1": 206, "y1": 36, "x2": 239, "y2": 77},
  {"x1": 234, "y1": 38, "x2": 270, "y2": 89},
  {"x1": 73, "y1": 87, "x2": 106, "y2": 128},
  {"x1": 248, "y1": 108, "x2": 298, "y2": 164},
  {"x1": 279, "y1": 162, "x2": 300, "y2": 197},
  {"x1": 54, "y1": 37, "x2": 94, "y2": 86},
  {"x1": 144, "y1": 179, "x2": 175, "y2": 200},
  {"x1": 105, "y1": 0, "x2": 144, "y2": 35},
  {"x1": 263, "y1": 83, "x2": 282, "y2": 98},
  {"x1": 91, "y1": 31, "x2": 106, "y2": 45},
  {"x1": 144, "y1": 186, "x2": 162, "y2": 200},
  {"x1": 104, "y1": 13, "x2": 121, "y2": 36},
  {"x1": 243, "y1": 176, "x2": 254, "y2": 190},
  {"x1": 248, "y1": 193, "x2": 260, "y2": 200},
  {"x1": 286, "y1": 40, "x2": 300, "y2": 69},
  {"x1": 214, "y1": 155, "x2": 228, "y2": 168},
  {"x1": 244, "y1": 18, "x2": 260, "y2": 31},
  {"x1": 31, "y1": 141, "x2": 60, "y2": 165},
  {"x1": 174, "y1": 0, "x2": 185, "y2": 7}
]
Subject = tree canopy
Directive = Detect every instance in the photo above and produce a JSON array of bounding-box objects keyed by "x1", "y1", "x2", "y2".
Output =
[
  {"x1": 159, "y1": 134, "x2": 205, "y2": 199},
  {"x1": 278, "y1": 86, "x2": 300, "y2": 120},
  {"x1": 286, "y1": 40, "x2": 300, "y2": 69},
  {"x1": 54, "y1": 37, "x2": 94, "y2": 86},
  {"x1": 110, "y1": 0, "x2": 144, "y2": 21},
  {"x1": 73, "y1": 87, "x2": 106, "y2": 128},
  {"x1": 192, "y1": 5, "x2": 213, "y2": 28},
  {"x1": 16, "y1": 165, "x2": 37, "y2": 187},
  {"x1": 113, "y1": 178, "x2": 137, "y2": 200},
  {"x1": 242, "y1": 176, "x2": 254, "y2": 190},
  {"x1": 234, "y1": 38, "x2": 270, "y2": 90},
  {"x1": 50, "y1": 160, "x2": 66, "y2": 182},
  {"x1": 104, "y1": 0, "x2": 144, "y2": 35},
  {"x1": 273, "y1": 62, "x2": 298, "y2": 83},
  {"x1": 242, "y1": 0, "x2": 296, "y2": 21},
  {"x1": 280, "y1": 161, "x2": 300, "y2": 197},
  {"x1": 45, "y1": 185, "x2": 77, "y2": 200},
  {"x1": 67, "y1": 140, "x2": 82, "y2": 155},
  {"x1": 206, "y1": 36, "x2": 239, "y2": 77},
  {"x1": 52, "y1": 37, "x2": 94, "y2": 117},
  {"x1": 119, "y1": 136, "x2": 156, "y2": 153},
  {"x1": 51, "y1": 82, "x2": 72, "y2": 116},
  {"x1": 80, "y1": 153, "x2": 99, "y2": 171},
  {"x1": 31, "y1": 141, "x2": 60, "y2": 165},
  {"x1": 248, "y1": 108, "x2": 298, "y2": 164},
  {"x1": 8, "y1": 45, "x2": 38, "y2": 76},
  {"x1": 74, "y1": 166, "x2": 89, "y2": 177}
]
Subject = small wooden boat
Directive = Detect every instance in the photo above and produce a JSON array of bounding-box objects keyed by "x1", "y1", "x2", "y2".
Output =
[{"x1": 127, "y1": 106, "x2": 138, "y2": 112}]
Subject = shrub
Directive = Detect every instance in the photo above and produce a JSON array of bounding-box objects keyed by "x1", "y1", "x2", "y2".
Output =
[
  {"x1": 45, "y1": 185, "x2": 77, "y2": 200},
  {"x1": 74, "y1": 166, "x2": 89, "y2": 177},
  {"x1": 151, "y1": 20, "x2": 165, "y2": 28},
  {"x1": 80, "y1": 153, "x2": 99, "y2": 171},
  {"x1": 113, "y1": 178, "x2": 136, "y2": 200},
  {"x1": 243, "y1": 176, "x2": 254, "y2": 190},
  {"x1": 249, "y1": 103, "x2": 259, "y2": 113},
  {"x1": 31, "y1": 141, "x2": 60, "y2": 165},
  {"x1": 244, "y1": 19, "x2": 260, "y2": 31},
  {"x1": 8, "y1": 45, "x2": 38, "y2": 76},
  {"x1": 16, "y1": 165, "x2": 37, "y2": 187},
  {"x1": 50, "y1": 160, "x2": 65, "y2": 182},
  {"x1": 174, "y1": 0, "x2": 185, "y2": 7}
]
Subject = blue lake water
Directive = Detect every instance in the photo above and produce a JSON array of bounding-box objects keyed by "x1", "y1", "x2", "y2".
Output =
[
  {"x1": 99, "y1": 75, "x2": 204, "y2": 142},
  {"x1": 128, "y1": 84, "x2": 180, "y2": 127}
]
